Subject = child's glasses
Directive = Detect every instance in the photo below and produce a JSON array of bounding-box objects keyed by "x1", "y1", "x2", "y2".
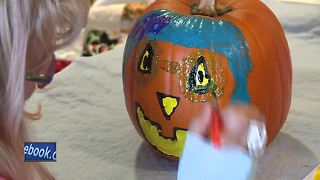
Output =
[{"x1": 25, "y1": 54, "x2": 56, "y2": 89}]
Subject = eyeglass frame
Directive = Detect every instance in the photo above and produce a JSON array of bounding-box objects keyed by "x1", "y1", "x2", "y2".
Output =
[{"x1": 25, "y1": 54, "x2": 56, "y2": 88}]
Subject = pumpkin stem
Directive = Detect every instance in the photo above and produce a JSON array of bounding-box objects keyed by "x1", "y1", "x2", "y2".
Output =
[{"x1": 191, "y1": 0, "x2": 231, "y2": 17}]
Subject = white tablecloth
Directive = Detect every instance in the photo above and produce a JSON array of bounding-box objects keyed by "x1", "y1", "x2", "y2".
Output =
[{"x1": 26, "y1": 1, "x2": 320, "y2": 179}]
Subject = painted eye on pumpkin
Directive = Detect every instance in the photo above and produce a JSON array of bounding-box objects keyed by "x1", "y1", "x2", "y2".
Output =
[
  {"x1": 138, "y1": 42, "x2": 154, "y2": 73},
  {"x1": 187, "y1": 56, "x2": 212, "y2": 94}
]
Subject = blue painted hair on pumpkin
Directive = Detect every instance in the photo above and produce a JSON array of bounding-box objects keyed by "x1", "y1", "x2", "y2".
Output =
[
  {"x1": 124, "y1": 9, "x2": 253, "y2": 104},
  {"x1": 124, "y1": 10, "x2": 172, "y2": 62}
]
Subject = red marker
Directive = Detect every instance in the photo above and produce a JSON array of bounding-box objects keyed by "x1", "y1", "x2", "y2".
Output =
[{"x1": 210, "y1": 101, "x2": 222, "y2": 148}]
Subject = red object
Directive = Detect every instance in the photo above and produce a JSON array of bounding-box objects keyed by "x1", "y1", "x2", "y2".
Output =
[
  {"x1": 211, "y1": 108, "x2": 222, "y2": 148},
  {"x1": 55, "y1": 59, "x2": 72, "y2": 74}
]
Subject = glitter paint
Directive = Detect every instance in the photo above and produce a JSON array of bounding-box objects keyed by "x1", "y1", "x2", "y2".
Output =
[
  {"x1": 187, "y1": 56, "x2": 212, "y2": 95},
  {"x1": 124, "y1": 9, "x2": 253, "y2": 104}
]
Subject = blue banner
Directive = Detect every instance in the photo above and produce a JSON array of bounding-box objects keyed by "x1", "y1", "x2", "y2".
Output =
[{"x1": 24, "y1": 142, "x2": 56, "y2": 162}]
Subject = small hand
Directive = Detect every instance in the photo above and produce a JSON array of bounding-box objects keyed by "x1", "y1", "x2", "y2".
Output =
[
  {"x1": 189, "y1": 102, "x2": 212, "y2": 137},
  {"x1": 189, "y1": 102, "x2": 267, "y2": 157}
]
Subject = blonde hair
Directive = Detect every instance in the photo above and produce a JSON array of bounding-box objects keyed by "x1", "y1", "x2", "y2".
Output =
[{"x1": 0, "y1": 0, "x2": 89, "y2": 179}]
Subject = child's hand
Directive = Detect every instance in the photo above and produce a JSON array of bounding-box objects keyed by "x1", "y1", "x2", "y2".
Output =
[
  {"x1": 221, "y1": 104, "x2": 267, "y2": 157},
  {"x1": 189, "y1": 102, "x2": 267, "y2": 157},
  {"x1": 189, "y1": 103, "x2": 212, "y2": 137}
]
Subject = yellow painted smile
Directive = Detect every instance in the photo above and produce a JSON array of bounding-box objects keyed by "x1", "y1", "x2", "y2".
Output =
[{"x1": 136, "y1": 105, "x2": 187, "y2": 158}]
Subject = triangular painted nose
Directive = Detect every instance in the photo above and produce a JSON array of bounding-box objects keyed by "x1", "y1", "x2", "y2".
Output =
[{"x1": 157, "y1": 92, "x2": 180, "y2": 120}]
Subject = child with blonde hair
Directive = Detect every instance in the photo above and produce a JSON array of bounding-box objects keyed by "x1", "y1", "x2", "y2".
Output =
[{"x1": 0, "y1": 0, "x2": 89, "y2": 179}]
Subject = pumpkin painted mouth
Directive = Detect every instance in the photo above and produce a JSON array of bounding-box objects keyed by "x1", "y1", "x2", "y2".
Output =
[{"x1": 135, "y1": 103, "x2": 187, "y2": 158}]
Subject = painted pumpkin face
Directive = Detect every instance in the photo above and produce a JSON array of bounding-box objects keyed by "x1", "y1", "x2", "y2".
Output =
[{"x1": 123, "y1": 0, "x2": 292, "y2": 159}]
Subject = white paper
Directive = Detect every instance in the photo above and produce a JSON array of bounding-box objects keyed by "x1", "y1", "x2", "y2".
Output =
[{"x1": 178, "y1": 132, "x2": 253, "y2": 180}]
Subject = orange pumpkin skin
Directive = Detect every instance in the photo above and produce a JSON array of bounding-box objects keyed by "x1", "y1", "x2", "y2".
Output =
[{"x1": 123, "y1": 0, "x2": 292, "y2": 159}]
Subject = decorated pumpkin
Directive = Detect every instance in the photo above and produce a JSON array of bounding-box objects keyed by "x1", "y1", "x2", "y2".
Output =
[{"x1": 122, "y1": 0, "x2": 292, "y2": 159}]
